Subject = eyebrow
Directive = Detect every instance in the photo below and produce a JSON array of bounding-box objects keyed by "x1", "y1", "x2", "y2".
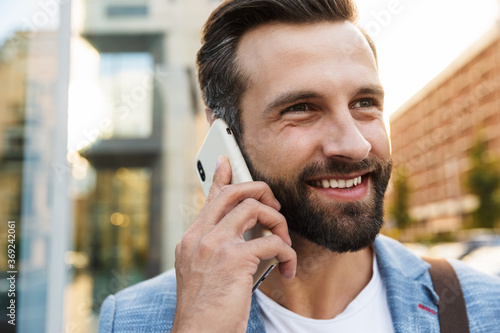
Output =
[
  {"x1": 263, "y1": 91, "x2": 321, "y2": 115},
  {"x1": 262, "y1": 85, "x2": 385, "y2": 115},
  {"x1": 356, "y1": 86, "x2": 385, "y2": 99}
]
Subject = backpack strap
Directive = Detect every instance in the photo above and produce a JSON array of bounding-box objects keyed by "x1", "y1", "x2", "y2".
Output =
[{"x1": 423, "y1": 257, "x2": 470, "y2": 333}]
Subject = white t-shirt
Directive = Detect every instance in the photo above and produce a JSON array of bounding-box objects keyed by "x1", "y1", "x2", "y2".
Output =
[{"x1": 254, "y1": 254, "x2": 394, "y2": 333}]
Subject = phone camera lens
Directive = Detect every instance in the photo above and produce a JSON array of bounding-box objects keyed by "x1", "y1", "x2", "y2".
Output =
[
  {"x1": 197, "y1": 161, "x2": 206, "y2": 181},
  {"x1": 226, "y1": 128, "x2": 232, "y2": 135}
]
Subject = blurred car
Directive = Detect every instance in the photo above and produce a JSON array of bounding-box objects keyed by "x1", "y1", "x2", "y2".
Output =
[
  {"x1": 459, "y1": 233, "x2": 500, "y2": 258},
  {"x1": 461, "y1": 246, "x2": 500, "y2": 277},
  {"x1": 430, "y1": 230, "x2": 500, "y2": 260},
  {"x1": 428, "y1": 242, "x2": 469, "y2": 260}
]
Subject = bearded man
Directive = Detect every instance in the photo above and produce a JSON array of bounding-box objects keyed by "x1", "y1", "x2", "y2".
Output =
[{"x1": 98, "y1": 1, "x2": 500, "y2": 332}]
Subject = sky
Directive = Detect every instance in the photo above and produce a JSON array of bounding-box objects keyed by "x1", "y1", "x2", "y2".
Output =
[
  {"x1": 0, "y1": 0, "x2": 60, "y2": 46},
  {"x1": 355, "y1": 0, "x2": 499, "y2": 121}
]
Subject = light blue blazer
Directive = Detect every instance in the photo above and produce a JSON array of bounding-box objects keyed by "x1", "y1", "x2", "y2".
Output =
[{"x1": 98, "y1": 235, "x2": 500, "y2": 332}]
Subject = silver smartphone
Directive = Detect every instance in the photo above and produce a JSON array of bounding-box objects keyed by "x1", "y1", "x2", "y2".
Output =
[{"x1": 195, "y1": 118, "x2": 278, "y2": 293}]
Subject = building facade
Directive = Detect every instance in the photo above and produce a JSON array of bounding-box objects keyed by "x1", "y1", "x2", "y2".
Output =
[
  {"x1": 65, "y1": 0, "x2": 216, "y2": 331},
  {"x1": 389, "y1": 23, "x2": 500, "y2": 238}
]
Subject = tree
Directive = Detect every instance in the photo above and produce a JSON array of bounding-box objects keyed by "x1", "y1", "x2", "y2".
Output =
[
  {"x1": 465, "y1": 135, "x2": 500, "y2": 228},
  {"x1": 390, "y1": 167, "x2": 413, "y2": 230}
]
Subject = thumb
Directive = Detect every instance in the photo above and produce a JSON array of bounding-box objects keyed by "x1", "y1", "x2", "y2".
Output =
[{"x1": 206, "y1": 156, "x2": 232, "y2": 201}]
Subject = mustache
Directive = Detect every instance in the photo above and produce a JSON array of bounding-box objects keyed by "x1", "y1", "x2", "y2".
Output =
[{"x1": 299, "y1": 156, "x2": 392, "y2": 181}]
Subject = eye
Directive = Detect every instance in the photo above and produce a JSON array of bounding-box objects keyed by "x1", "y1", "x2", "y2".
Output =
[
  {"x1": 352, "y1": 98, "x2": 376, "y2": 108},
  {"x1": 283, "y1": 103, "x2": 312, "y2": 113}
]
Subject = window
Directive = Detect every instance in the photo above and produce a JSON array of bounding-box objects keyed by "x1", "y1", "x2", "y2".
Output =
[{"x1": 98, "y1": 52, "x2": 154, "y2": 139}]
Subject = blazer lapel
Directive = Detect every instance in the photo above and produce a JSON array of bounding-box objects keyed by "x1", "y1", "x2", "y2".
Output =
[{"x1": 375, "y1": 235, "x2": 440, "y2": 333}]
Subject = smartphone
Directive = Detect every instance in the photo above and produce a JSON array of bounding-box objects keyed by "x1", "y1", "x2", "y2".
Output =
[{"x1": 195, "y1": 118, "x2": 278, "y2": 293}]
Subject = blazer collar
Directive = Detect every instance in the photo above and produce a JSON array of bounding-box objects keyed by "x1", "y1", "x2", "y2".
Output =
[
  {"x1": 374, "y1": 234, "x2": 431, "y2": 280},
  {"x1": 374, "y1": 234, "x2": 439, "y2": 333}
]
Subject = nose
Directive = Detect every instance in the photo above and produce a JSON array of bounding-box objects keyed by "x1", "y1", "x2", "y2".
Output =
[{"x1": 321, "y1": 112, "x2": 371, "y2": 162}]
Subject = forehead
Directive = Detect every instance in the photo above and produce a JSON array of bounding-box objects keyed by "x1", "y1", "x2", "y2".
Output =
[
  {"x1": 236, "y1": 21, "x2": 379, "y2": 102},
  {"x1": 238, "y1": 21, "x2": 375, "y2": 64}
]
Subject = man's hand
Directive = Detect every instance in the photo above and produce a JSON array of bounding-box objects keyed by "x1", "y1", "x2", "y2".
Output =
[{"x1": 172, "y1": 156, "x2": 296, "y2": 333}]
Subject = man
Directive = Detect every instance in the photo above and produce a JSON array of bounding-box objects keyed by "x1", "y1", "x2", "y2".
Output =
[{"x1": 98, "y1": 0, "x2": 500, "y2": 332}]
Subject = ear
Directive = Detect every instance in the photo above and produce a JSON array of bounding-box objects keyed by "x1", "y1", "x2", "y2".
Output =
[{"x1": 205, "y1": 107, "x2": 215, "y2": 125}]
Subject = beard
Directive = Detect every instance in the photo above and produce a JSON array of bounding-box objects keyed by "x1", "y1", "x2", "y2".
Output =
[{"x1": 242, "y1": 152, "x2": 393, "y2": 253}]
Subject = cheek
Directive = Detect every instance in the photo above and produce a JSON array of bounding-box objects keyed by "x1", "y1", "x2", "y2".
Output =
[{"x1": 244, "y1": 128, "x2": 320, "y2": 176}]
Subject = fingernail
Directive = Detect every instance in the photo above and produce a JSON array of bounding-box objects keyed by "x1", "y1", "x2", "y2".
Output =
[
  {"x1": 216, "y1": 156, "x2": 223, "y2": 170},
  {"x1": 275, "y1": 199, "x2": 281, "y2": 210}
]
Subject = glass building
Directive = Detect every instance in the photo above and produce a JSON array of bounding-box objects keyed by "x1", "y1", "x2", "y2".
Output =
[{"x1": 0, "y1": 0, "x2": 215, "y2": 331}]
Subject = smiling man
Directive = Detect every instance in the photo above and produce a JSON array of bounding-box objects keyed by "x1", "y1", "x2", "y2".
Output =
[
  {"x1": 98, "y1": 1, "x2": 500, "y2": 332},
  {"x1": 236, "y1": 21, "x2": 392, "y2": 256}
]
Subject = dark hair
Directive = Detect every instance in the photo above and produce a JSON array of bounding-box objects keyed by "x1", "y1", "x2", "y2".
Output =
[{"x1": 197, "y1": 0, "x2": 375, "y2": 142}]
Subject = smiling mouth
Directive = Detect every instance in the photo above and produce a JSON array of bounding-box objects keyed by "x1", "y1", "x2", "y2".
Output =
[{"x1": 306, "y1": 175, "x2": 365, "y2": 189}]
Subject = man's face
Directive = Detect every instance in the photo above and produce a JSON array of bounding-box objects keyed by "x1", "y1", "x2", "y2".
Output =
[{"x1": 235, "y1": 21, "x2": 392, "y2": 253}]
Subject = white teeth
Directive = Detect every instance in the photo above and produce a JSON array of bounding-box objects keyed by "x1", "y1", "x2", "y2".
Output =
[{"x1": 310, "y1": 175, "x2": 364, "y2": 189}]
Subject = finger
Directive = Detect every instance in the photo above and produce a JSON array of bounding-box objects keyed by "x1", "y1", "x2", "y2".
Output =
[
  {"x1": 216, "y1": 198, "x2": 291, "y2": 246},
  {"x1": 206, "y1": 180, "x2": 281, "y2": 224},
  {"x1": 206, "y1": 156, "x2": 232, "y2": 202},
  {"x1": 206, "y1": 157, "x2": 280, "y2": 212},
  {"x1": 242, "y1": 235, "x2": 297, "y2": 279},
  {"x1": 200, "y1": 181, "x2": 281, "y2": 229}
]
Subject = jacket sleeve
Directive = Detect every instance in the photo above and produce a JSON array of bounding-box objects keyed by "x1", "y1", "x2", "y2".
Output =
[
  {"x1": 98, "y1": 295, "x2": 116, "y2": 333},
  {"x1": 450, "y1": 259, "x2": 500, "y2": 332}
]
